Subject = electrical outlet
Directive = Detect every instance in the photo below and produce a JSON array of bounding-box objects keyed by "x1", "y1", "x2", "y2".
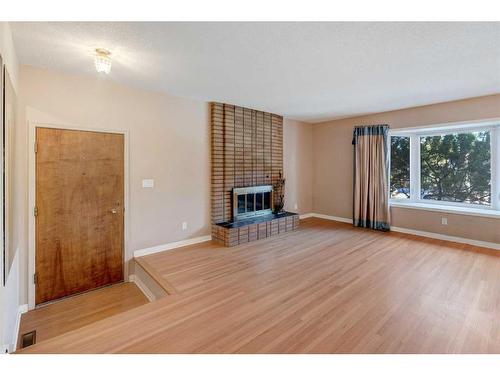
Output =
[
  {"x1": 441, "y1": 217, "x2": 448, "y2": 225},
  {"x1": 182, "y1": 222, "x2": 188, "y2": 230},
  {"x1": 294, "y1": 203, "x2": 298, "y2": 210}
]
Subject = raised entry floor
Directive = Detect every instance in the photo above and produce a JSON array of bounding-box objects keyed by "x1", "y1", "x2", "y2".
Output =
[{"x1": 16, "y1": 282, "x2": 148, "y2": 351}]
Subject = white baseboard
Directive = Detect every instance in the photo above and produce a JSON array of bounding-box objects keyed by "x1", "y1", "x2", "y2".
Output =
[
  {"x1": 129, "y1": 274, "x2": 155, "y2": 302},
  {"x1": 391, "y1": 226, "x2": 500, "y2": 251},
  {"x1": 310, "y1": 213, "x2": 352, "y2": 224},
  {"x1": 303, "y1": 212, "x2": 500, "y2": 251},
  {"x1": 134, "y1": 235, "x2": 212, "y2": 258},
  {"x1": 299, "y1": 213, "x2": 314, "y2": 219},
  {"x1": 300, "y1": 212, "x2": 352, "y2": 224},
  {"x1": 12, "y1": 304, "x2": 29, "y2": 352}
]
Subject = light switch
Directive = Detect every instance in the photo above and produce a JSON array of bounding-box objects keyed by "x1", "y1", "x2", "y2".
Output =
[{"x1": 142, "y1": 179, "x2": 154, "y2": 188}]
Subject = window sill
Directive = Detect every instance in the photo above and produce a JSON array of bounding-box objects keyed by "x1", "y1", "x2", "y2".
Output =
[{"x1": 389, "y1": 201, "x2": 500, "y2": 219}]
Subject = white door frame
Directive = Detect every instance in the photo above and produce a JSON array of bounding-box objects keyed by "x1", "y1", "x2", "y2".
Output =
[{"x1": 28, "y1": 121, "x2": 130, "y2": 310}]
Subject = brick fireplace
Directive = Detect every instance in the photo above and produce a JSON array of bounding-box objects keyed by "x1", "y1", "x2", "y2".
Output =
[{"x1": 210, "y1": 102, "x2": 299, "y2": 246}]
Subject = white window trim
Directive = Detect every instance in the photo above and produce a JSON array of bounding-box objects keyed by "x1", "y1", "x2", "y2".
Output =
[{"x1": 389, "y1": 119, "x2": 500, "y2": 213}]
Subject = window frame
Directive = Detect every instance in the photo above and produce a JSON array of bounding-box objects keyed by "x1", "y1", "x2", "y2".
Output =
[{"x1": 389, "y1": 120, "x2": 500, "y2": 211}]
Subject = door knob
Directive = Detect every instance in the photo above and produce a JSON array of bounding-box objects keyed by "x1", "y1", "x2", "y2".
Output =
[{"x1": 110, "y1": 208, "x2": 118, "y2": 214}]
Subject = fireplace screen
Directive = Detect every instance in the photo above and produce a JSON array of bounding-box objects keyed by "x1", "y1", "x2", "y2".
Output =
[{"x1": 233, "y1": 185, "x2": 273, "y2": 220}]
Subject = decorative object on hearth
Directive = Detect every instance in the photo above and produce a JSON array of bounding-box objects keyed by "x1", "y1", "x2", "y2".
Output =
[{"x1": 273, "y1": 171, "x2": 286, "y2": 214}]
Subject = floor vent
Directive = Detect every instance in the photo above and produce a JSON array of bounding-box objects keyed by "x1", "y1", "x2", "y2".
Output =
[{"x1": 21, "y1": 330, "x2": 36, "y2": 349}]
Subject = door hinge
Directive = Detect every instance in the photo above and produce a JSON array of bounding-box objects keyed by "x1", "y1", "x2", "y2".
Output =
[
  {"x1": 33, "y1": 273, "x2": 38, "y2": 285},
  {"x1": 34, "y1": 206, "x2": 38, "y2": 217},
  {"x1": 34, "y1": 141, "x2": 38, "y2": 153}
]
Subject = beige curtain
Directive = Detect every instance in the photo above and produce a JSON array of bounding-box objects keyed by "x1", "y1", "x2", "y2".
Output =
[{"x1": 352, "y1": 125, "x2": 390, "y2": 231}]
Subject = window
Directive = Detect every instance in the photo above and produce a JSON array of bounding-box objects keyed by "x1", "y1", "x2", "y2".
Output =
[
  {"x1": 420, "y1": 131, "x2": 490, "y2": 206},
  {"x1": 390, "y1": 136, "x2": 410, "y2": 199},
  {"x1": 389, "y1": 121, "x2": 500, "y2": 211}
]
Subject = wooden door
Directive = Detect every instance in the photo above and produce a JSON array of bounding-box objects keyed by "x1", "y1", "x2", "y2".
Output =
[{"x1": 35, "y1": 128, "x2": 124, "y2": 305}]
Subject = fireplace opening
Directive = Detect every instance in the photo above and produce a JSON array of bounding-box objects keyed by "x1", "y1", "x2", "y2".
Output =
[{"x1": 233, "y1": 185, "x2": 273, "y2": 220}]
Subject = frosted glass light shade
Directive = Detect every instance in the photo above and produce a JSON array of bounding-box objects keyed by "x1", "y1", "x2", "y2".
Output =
[{"x1": 94, "y1": 49, "x2": 112, "y2": 74}]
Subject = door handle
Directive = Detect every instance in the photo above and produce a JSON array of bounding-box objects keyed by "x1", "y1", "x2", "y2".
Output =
[{"x1": 110, "y1": 208, "x2": 118, "y2": 214}]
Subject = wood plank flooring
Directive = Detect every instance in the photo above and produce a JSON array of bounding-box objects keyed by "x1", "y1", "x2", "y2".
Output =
[
  {"x1": 17, "y1": 282, "x2": 148, "y2": 350},
  {"x1": 19, "y1": 218, "x2": 500, "y2": 353}
]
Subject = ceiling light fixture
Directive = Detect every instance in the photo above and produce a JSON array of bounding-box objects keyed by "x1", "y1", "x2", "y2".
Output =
[{"x1": 94, "y1": 48, "x2": 112, "y2": 74}]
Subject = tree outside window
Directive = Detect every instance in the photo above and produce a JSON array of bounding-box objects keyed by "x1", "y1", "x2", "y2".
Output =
[
  {"x1": 390, "y1": 129, "x2": 492, "y2": 207},
  {"x1": 390, "y1": 136, "x2": 410, "y2": 199},
  {"x1": 420, "y1": 131, "x2": 490, "y2": 205}
]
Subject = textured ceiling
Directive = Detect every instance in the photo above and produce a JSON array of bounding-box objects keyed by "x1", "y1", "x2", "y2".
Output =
[{"x1": 10, "y1": 22, "x2": 500, "y2": 123}]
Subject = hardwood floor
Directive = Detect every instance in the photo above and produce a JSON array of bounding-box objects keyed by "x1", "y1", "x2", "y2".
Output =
[
  {"x1": 16, "y1": 282, "x2": 148, "y2": 350},
  {"x1": 19, "y1": 218, "x2": 500, "y2": 353}
]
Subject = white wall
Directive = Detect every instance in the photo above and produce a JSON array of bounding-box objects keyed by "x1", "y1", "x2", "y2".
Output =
[
  {"x1": 0, "y1": 23, "x2": 18, "y2": 91},
  {"x1": 3, "y1": 251, "x2": 23, "y2": 353},
  {"x1": 0, "y1": 21, "x2": 20, "y2": 353},
  {"x1": 283, "y1": 118, "x2": 313, "y2": 214}
]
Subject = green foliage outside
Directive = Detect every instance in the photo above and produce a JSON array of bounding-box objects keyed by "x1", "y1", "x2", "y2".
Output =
[
  {"x1": 390, "y1": 131, "x2": 491, "y2": 205},
  {"x1": 390, "y1": 136, "x2": 410, "y2": 198},
  {"x1": 420, "y1": 131, "x2": 490, "y2": 205}
]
